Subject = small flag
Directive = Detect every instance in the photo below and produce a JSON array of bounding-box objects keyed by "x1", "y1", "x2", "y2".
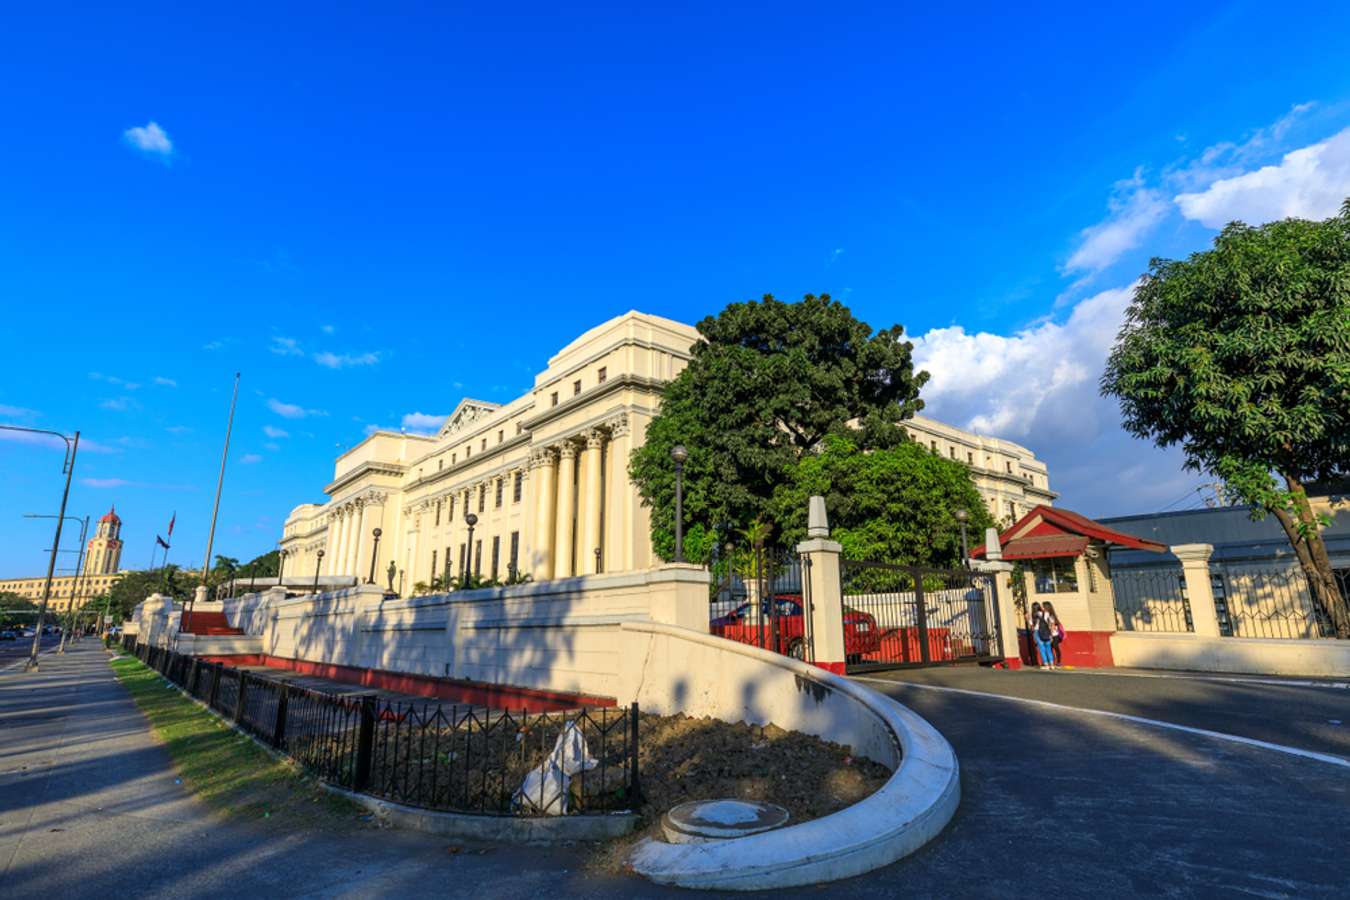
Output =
[
  {"x1": 156, "y1": 535, "x2": 170, "y2": 549},
  {"x1": 167, "y1": 512, "x2": 176, "y2": 537}
]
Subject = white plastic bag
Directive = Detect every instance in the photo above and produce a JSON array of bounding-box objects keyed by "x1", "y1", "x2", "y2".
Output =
[{"x1": 513, "y1": 721, "x2": 599, "y2": 815}]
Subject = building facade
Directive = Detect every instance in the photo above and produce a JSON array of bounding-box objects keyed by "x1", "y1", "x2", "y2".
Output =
[
  {"x1": 279, "y1": 311, "x2": 1056, "y2": 588},
  {"x1": 900, "y1": 415, "x2": 1056, "y2": 523},
  {"x1": 0, "y1": 506, "x2": 127, "y2": 613}
]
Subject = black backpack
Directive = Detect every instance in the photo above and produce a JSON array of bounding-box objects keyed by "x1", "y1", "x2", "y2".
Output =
[{"x1": 1036, "y1": 615, "x2": 1053, "y2": 641}]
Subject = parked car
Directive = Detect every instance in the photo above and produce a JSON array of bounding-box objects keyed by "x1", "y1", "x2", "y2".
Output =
[
  {"x1": 710, "y1": 594, "x2": 881, "y2": 661},
  {"x1": 0, "y1": 628, "x2": 17, "y2": 641}
]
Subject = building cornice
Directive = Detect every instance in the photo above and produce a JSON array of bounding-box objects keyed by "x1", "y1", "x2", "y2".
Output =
[{"x1": 522, "y1": 372, "x2": 666, "y2": 431}]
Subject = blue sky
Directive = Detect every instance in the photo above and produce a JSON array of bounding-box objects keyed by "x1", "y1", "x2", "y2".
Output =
[{"x1": 4, "y1": 2, "x2": 1350, "y2": 576}]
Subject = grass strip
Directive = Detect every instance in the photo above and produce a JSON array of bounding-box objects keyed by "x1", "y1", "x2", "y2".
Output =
[{"x1": 109, "y1": 652, "x2": 364, "y2": 829}]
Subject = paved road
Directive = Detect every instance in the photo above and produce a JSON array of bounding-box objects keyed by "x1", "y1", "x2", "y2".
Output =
[
  {"x1": 0, "y1": 634, "x2": 61, "y2": 669},
  {"x1": 2, "y1": 647, "x2": 1347, "y2": 898}
]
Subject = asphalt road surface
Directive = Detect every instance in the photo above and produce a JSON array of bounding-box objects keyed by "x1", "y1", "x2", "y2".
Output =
[
  {"x1": 0, "y1": 634, "x2": 61, "y2": 669},
  {"x1": 3, "y1": 647, "x2": 1347, "y2": 899}
]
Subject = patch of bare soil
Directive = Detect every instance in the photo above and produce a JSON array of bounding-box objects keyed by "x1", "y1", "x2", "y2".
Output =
[{"x1": 582, "y1": 712, "x2": 891, "y2": 873}]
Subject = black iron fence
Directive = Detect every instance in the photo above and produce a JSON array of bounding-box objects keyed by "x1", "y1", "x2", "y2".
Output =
[
  {"x1": 1111, "y1": 566, "x2": 1194, "y2": 633},
  {"x1": 840, "y1": 561, "x2": 1000, "y2": 672},
  {"x1": 1211, "y1": 562, "x2": 1339, "y2": 640},
  {"x1": 118, "y1": 637, "x2": 639, "y2": 816},
  {"x1": 707, "y1": 546, "x2": 813, "y2": 662}
]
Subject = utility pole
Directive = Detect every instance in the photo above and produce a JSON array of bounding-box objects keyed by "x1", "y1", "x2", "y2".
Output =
[
  {"x1": 24, "y1": 514, "x2": 88, "y2": 654},
  {"x1": 1, "y1": 426, "x2": 81, "y2": 672},
  {"x1": 188, "y1": 373, "x2": 239, "y2": 634}
]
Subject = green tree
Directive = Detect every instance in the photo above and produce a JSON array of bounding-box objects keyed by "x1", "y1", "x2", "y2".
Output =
[
  {"x1": 771, "y1": 434, "x2": 996, "y2": 566},
  {"x1": 240, "y1": 549, "x2": 280, "y2": 578},
  {"x1": 103, "y1": 565, "x2": 200, "y2": 620},
  {"x1": 1102, "y1": 200, "x2": 1350, "y2": 637},
  {"x1": 630, "y1": 293, "x2": 927, "y2": 561},
  {"x1": 0, "y1": 592, "x2": 39, "y2": 628}
]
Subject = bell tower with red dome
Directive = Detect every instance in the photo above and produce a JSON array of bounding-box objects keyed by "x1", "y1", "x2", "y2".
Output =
[{"x1": 84, "y1": 506, "x2": 124, "y2": 575}]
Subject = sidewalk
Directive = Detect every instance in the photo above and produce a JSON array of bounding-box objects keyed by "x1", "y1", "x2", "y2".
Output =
[{"x1": 0, "y1": 644, "x2": 656, "y2": 899}]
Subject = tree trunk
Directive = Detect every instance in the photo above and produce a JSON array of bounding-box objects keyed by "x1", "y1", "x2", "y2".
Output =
[{"x1": 1275, "y1": 474, "x2": 1350, "y2": 639}]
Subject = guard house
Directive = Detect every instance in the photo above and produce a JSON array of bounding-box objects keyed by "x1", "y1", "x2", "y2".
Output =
[{"x1": 972, "y1": 505, "x2": 1167, "y2": 667}]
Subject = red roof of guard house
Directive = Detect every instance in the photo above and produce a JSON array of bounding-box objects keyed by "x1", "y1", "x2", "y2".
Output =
[
  {"x1": 100, "y1": 505, "x2": 120, "y2": 524},
  {"x1": 970, "y1": 505, "x2": 1166, "y2": 561}
]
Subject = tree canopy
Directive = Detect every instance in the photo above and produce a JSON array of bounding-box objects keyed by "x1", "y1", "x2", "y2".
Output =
[
  {"x1": 772, "y1": 434, "x2": 996, "y2": 566},
  {"x1": 100, "y1": 565, "x2": 200, "y2": 620},
  {"x1": 631, "y1": 293, "x2": 931, "y2": 562},
  {"x1": 1102, "y1": 200, "x2": 1350, "y2": 635},
  {"x1": 0, "y1": 592, "x2": 39, "y2": 628}
]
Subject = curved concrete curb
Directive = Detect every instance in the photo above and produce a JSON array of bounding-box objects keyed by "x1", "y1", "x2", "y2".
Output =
[
  {"x1": 627, "y1": 651, "x2": 960, "y2": 890},
  {"x1": 325, "y1": 785, "x2": 640, "y2": 844}
]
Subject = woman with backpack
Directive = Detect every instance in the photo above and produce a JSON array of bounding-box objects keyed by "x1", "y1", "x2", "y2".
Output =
[
  {"x1": 1043, "y1": 601, "x2": 1066, "y2": 667},
  {"x1": 1028, "y1": 601, "x2": 1056, "y2": 669}
]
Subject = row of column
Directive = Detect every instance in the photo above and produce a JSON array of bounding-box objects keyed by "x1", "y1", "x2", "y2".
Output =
[
  {"x1": 323, "y1": 494, "x2": 385, "y2": 578},
  {"x1": 529, "y1": 415, "x2": 632, "y2": 580}
]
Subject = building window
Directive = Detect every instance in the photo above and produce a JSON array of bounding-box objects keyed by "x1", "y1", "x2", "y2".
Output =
[
  {"x1": 491, "y1": 536, "x2": 500, "y2": 579},
  {"x1": 1006, "y1": 461, "x2": 1013, "y2": 473},
  {"x1": 1033, "y1": 558, "x2": 1078, "y2": 594},
  {"x1": 929, "y1": 440, "x2": 937, "y2": 453},
  {"x1": 516, "y1": 422, "x2": 524, "y2": 435},
  {"x1": 1007, "y1": 501, "x2": 1017, "y2": 520},
  {"x1": 465, "y1": 446, "x2": 471, "y2": 458},
  {"x1": 452, "y1": 453, "x2": 457, "y2": 464},
  {"x1": 573, "y1": 379, "x2": 582, "y2": 396},
  {"x1": 597, "y1": 366, "x2": 607, "y2": 384},
  {"x1": 430, "y1": 550, "x2": 438, "y2": 581},
  {"x1": 551, "y1": 392, "x2": 558, "y2": 407},
  {"x1": 949, "y1": 447, "x2": 956, "y2": 459},
  {"x1": 448, "y1": 496, "x2": 455, "y2": 520},
  {"x1": 967, "y1": 451, "x2": 974, "y2": 464},
  {"x1": 438, "y1": 459, "x2": 444, "y2": 471},
  {"x1": 481, "y1": 437, "x2": 486, "y2": 451},
  {"x1": 474, "y1": 539, "x2": 482, "y2": 576},
  {"x1": 513, "y1": 471, "x2": 523, "y2": 503},
  {"x1": 497, "y1": 429, "x2": 503, "y2": 444},
  {"x1": 495, "y1": 478, "x2": 503, "y2": 508},
  {"x1": 509, "y1": 531, "x2": 520, "y2": 576},
  {"x1": 478, "y1": 485, "x2": 485, "y2": 513},
  {"x1": 458, "y1": 543, "x2": 466, "y2": 578},
  {"x1": 434, "y1": 501, "x2": 441, "y2": 527}
]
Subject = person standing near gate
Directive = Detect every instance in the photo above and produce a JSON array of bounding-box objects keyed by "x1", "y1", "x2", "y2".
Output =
[
  {"x1": 1043, "y1": 601, "x2": 1065, "y2": 667},
  {"x1": 1028, "y1": 602, "x2": 1056, "y2": 669}
]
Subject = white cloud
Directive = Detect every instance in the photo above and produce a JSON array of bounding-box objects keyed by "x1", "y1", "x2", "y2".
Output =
[
  {"x1": 100, "y1": 397, "x2": 138, "y2": 412},
  {"x1": 400, "y1": 412, "x2": 446, "y2": 434},
  {"x1": 240, "y1": 453, "x2": 263, "y2": 464},
  {"x1": 1064, "y1": 171, "x2": 1170, "y2": 274},
  {"x1": 90, "y1": 372, "x2": 141, "y2": 390},
  {"x1": 270, "y1": 336, "x2": 304, "y2": 357},
  {"x1": 321, "y1": 324, "x2": 335, "y2": 334},
  {"x1": 123, "y1": 121, "x2": 173, "y2": 156},
  {"x1": 262, "y1": 424, "x2": 289, "y2": 439},
  {"x1": 0, "y1": 403, "x2": 37, "y2": 418},
  {"x1": 202, "y1": 339, "x2": 226, "y2": 351},
  {"x1": 263, "y1": 442, "x2": 281, "y2": 452},
  {"x1": 314, "y1": 350, "x2": 380, "y2": 369},
  {"x1": 82, "y1": 477, "x2": 131, "y2": 489},
  {"x1": 912, "y1": 282, "x2": 1205, "y2": 515},
  {"x1": 153, "y1": 376, "x2": 177, "y2": 387},
  {"x1": 267, "y1": 398, "x2": 326, "y2": 419},
  {"x1": 1174, "y1": 126, "x2": 1350, "y2": 228},
  {"x1": 166, "y1": 425, "x2": 192, "y2": 435},
  {"x1": 362, "y1": 424, "x2": 382, "y2": 437}
]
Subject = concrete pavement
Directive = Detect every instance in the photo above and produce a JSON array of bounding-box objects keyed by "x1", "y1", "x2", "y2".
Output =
[{"x1": 3, "y1": 645, "x2": 1348, "y2": 898}]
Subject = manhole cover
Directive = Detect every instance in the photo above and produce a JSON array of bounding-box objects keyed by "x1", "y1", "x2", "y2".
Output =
[{"x1": 661, "y1": 799, "x2": 790, "y2": 844}]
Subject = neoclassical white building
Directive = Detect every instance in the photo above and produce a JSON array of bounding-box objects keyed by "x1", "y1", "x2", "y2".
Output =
[{"x1": 278, "y1": 311, "x2": 1055, "y2": 587}]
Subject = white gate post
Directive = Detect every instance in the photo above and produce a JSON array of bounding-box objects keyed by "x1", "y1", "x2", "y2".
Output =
[
  {"x1": 797, "y1": 496, "x2": 847, "y2": 674},
  {"x1": 973, "y1": 527, "x2": 1020, "y2": 666},
  {"x1": 1171, "y1": 543, "x2": 1221, "y2": 637}
]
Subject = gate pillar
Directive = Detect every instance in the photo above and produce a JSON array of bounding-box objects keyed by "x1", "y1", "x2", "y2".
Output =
[
  {"x1": 973, "y1": 527, "x2": 1020, "y2": 668},
  {"x1": 797, "y1": 496, "x2": 846, "y2": 675}
]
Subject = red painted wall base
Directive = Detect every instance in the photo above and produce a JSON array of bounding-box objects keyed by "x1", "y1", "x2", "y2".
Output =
[
  {"x1": 194, "y1": 653, "x2": 615, "y2": 712},
  {"x1": 814, "y1": 661, "x2": 847, "y2": 675},
  {"x1": 1016, "y1": 629, "x2": 1115, "y2": 667}
]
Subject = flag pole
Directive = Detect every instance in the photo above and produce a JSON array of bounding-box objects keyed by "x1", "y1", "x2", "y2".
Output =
[{"x1": 187, "y1": 373, "x2": 239, "y2": 634}]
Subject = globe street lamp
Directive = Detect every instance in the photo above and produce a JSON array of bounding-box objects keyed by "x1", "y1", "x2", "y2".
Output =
[
  {"x1": 671, "y1": 445, "x2": 688, "y2": 563},
  {"x1": 463, "y1": 513, "x2": 478, "y2": 583},
  {"x1": 277, "y1": 548, "x2": 288, "y2": 584},
  {"x1": 367, "y1": 527, "x2": 382, "y2": 584},
  {"x1": 313, "y1": 549, "x2": 325, "y2": 593},
  {"x1": 954, "y1": 508, "x2": 970, "y2": 565}
]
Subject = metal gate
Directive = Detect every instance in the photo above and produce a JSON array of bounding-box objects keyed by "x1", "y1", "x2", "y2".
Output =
[
  {"x1": 841, "y1": 560, "x2": 1001, "y2": 673},
  {"x1": 709, "y1": 545, "x2": 815, "y2": 664}
]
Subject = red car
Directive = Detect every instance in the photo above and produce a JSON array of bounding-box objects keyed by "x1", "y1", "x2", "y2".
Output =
[{"x1": 710, "y1": 595, "x2": 881, "y2": 661}]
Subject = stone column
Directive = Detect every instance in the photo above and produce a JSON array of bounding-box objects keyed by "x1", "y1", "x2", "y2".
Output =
[
  {"x1": 604, "y1": 415, "x2": 633, "y2": 574},
  {"x1": 973, "y1": 528, "x2": 1020, "y2": 666},
  {"x1": 796, "y1": 496, "x2": 847, "y2": 675},
  {"x1": 323, "y1": 511, "x2": 339, "y2": 575},
  {"x1": 578, "y1": 429, "x2": 605, "y2": 575},
  {"x1": 553, "y1": 442, "x2": 578, "y2": 578},
  {"x1": 1172, "y1": 543, "x2": 1221, "y2": 637},
  {"x1": 351, "y1": 501, "x2": 370, "y2": 578},
  {"x1": 529, "y1": 450, "x2": 556, "y2": 580}
]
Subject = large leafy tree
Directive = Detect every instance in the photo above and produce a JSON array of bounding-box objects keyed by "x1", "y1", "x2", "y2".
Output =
[
  {"x1": 1102, "y1": 201, "x2": 1350, "y2": 637},
  {"x1": 772, "y1": 434, "x2": 995, "y2": 566},
  {"x1": 631, "y1": 293, "x2": 927, "y2": 562},
  {"x1": 100, "y1": 565, "x2": 201, "y2": 620},
  {"x1": 0, "y1": 592, "x2": 39, "y2": 628}
]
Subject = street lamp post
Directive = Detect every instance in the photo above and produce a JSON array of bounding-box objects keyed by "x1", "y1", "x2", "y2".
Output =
[
  {"x1": 313, "y1": 549, "x2": 325, "y2": 593},
  {"x1": 955, "y1": 508, "x2": 970, "y2": 566},
  {"x1": 367, "y1": 528, "x2": 382, "y2": 584},
  {"x1": 22, "y1": 513, "x2": 89, "y2": 654},
  {"x1": 2, "y1": 425, "x2": 80, "y2": 671},
  {"x1": 670, "y1": 445, "x2": 688, "y2": 563},
  {"x1": 277, "y1": 549, "x2": 288, "y2": 585},
  {"x1": 463, "y1": 514, "x2": 478, "y2": 584}
]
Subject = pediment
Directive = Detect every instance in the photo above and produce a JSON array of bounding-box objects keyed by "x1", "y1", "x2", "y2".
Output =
[{"x1": 439, "y1": 398, "x2": 501, "y2": 438}]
